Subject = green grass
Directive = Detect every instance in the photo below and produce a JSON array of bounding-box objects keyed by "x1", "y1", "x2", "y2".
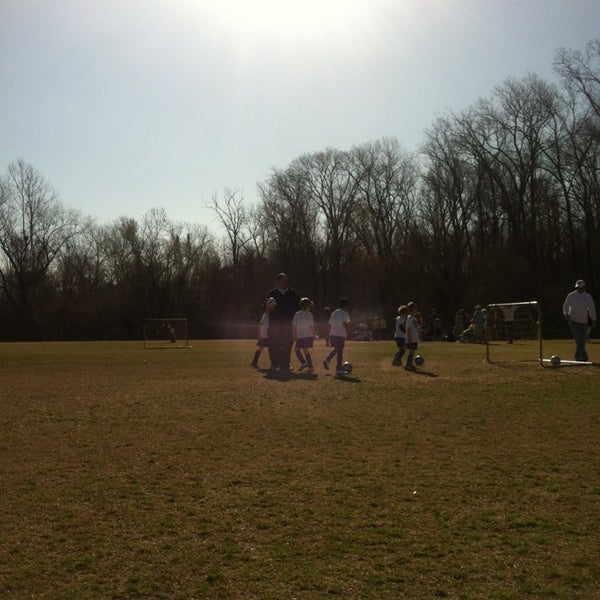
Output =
[{"x1": 1, "y1": 339, "x2": 599, "y2": 599}]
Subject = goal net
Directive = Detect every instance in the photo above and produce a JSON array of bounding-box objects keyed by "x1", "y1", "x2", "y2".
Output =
[
  {"x1": 485, "y1": 301, "x2": 543, "y2": 364},
  {"x1": 144, "y1": 318, "x2": 189, "y2": 349}
]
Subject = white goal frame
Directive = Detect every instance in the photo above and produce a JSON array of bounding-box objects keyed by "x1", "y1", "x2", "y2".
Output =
[
  {"x1": 143, "y1": 318, "x2": 190, "y2": 349},
  {"x1": 485, "y1": 301, "x2": 543, "y2": 365}
]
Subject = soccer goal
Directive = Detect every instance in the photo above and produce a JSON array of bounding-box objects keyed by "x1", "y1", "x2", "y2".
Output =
[
  {"x1": 485, "y1": 301, "x2": 543, "y2": 364},
  {"x1": 143, "y1": 318, "x2": 189, "y2": 349}
]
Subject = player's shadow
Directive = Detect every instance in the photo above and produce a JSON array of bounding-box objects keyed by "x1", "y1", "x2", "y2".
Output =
[
  {"x1": 409, "y1": 369, "x2": 438, "y2": 378},
  {"x1": 262, "y1": 369, "x2": 318, "y2": 381},
  {"x1": 333, "y1": 373, "x2": 361, "y2": 383}
]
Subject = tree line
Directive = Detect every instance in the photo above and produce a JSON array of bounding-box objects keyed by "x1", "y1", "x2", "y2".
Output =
[{"x1": 1, "y1": 40, "x2": 599, "y2": 341}]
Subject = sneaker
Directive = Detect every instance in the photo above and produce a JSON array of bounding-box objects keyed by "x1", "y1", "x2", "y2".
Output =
[
  {"x1": 250, "y1": 362, "x2": 258, "y2": 368},
  {"x1": 336, "y1": 369, "x2": 345, "y2": 375},
  {"x1": 323, "y1": 359, "x2": 329, "y2": 370},
  {"x1": 299, "y1": 363, "x2": 308, "y2": 371},
  {"x1": 405, "y1": 365, "x2": 416, "y2": 371}
]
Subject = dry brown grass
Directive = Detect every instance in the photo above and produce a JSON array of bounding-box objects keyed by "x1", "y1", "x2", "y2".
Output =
[{"x1": 1, "y1": 339, "x2": 599, "y2": 599}]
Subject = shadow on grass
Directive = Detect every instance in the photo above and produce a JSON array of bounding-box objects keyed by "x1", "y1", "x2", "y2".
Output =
[
  {"x1": 259, "y1": 368, "x2": 364, "y2": 383},
  {"x1": 333, "y1": 373, "x2": 360, "y2": 383},
  {"x1": 262, "y1": 369, "x2": 319, "y2": 382},
  {"x1": 407, "y1": 369, "x2": 439, "y2": 378}
]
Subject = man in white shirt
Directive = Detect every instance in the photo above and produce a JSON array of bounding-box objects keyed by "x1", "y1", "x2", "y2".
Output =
[{"x1": 563, "y1": 279, "x2": 597, "y2": 362}]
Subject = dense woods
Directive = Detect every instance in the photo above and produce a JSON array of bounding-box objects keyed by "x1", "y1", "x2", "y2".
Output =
[{"x1": 1, "y1": 41, "x2": 599, "y2": 341}]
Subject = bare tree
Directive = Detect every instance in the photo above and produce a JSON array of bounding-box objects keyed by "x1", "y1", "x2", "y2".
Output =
[
  {"x1": 345, "y1": 138, "x2": 419, "y2": 314},
  {"x1": 207, "y1": 188, "x2": 250, "y2": 266},
  {"x1": 258, "y1": 165, "x2": 321, "y2": 286},
  {"x1": 350, "y1": 137, "x2": 417, "y2": 260},
  {"x1": 548, "y1": 46, "x2": 600, "y2": 283},
  {"x1": 294, "y1": 148, "x2": 361, "y2": 300},
  {"x1": 101, "y1": 211, "x2": 218, "y2": 332},
  {"x1": 421, "y1": 117, "x2": 481, "y2": 308},
  {"x1": 554, "y1": 39, "x2": 600, "y2": 120},
  {"x1": 0, "y1": 159, "x2": 79, "y2": 335},
  {"x1": 244, "y1": 204, "x2": 268, "y2": 261},
  {"x1": 51, "y1": 219, "x2": 108, "y2": 337}
]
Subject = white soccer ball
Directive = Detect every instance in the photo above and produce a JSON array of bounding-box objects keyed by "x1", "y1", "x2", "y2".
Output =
[
  {"x1": 415, "y1": 355, "x2": 425, "y2": 367},
  {"x1": 265, "y1": 297, "x2": 277, "y2": 311},
  {"x1": 550, "y1": 355, "x2": 561, "y2": 367},
  {"x1": 341, "y1": 361, "x2": 353, "y2": 374}
]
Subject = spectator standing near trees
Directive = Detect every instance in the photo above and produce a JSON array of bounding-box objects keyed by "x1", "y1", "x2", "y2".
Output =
[
  {"x1": 563, "y1": 279, "x2": 596, "y2": 362},
  {"x1": 319, "y1": 306, "x2": 331, "y2": 346},
  {"x1": 266, "y1": 273, "x2": 301, "y2": 371},
  {"x1": 453, "y1": 309, "x2": 465, "y2": 341},
  {"x1": 472, "y1": 305, "x2": 485, "y2": 342}
]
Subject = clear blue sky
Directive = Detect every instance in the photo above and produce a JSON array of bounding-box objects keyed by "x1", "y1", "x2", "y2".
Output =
[{"x1": 1, "y1": 0, "x2": 599, "y2": 234}]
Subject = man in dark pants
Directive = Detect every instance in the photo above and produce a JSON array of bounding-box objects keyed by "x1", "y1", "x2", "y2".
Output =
[{"x1": 266, "y1": 273, "x2": 301, "y2": 371}]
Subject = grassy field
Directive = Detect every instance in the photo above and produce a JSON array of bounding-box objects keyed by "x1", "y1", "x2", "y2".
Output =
[{"x1": 0, "y1": 338, "x2": 599, "y2": 599}]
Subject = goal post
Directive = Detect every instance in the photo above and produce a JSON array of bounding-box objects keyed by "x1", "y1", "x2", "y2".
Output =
[
  {"x1": 143, "y1": 318, "x2": 189, "y2": 349},
  {"x1": 485, "y1": 301, "x2": 543, "y2": 365}
]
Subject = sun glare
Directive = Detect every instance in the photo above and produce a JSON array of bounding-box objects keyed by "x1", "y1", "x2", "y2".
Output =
[{"x1": 202, "y1": 0, "x2": 370, "y2": 39}]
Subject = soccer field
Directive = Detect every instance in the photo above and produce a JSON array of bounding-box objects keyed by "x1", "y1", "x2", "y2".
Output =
[{"x1": 1, "y1": 340, "x2": 598, "y2": 599}]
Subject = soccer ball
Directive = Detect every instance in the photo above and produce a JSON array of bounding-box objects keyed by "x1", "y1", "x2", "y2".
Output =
[
  {"x1": 414, "y1": 355, "x2": 425, "y2": 367},
  {"x1": 550, "y1": 355, "x2": 561, "y2": 367},
  {"x1": 341, "y1": 361, "x2": 353, "y2": 374},
  {"x1": 265, "y1": 297, "x2": 277, "y2": 312}
]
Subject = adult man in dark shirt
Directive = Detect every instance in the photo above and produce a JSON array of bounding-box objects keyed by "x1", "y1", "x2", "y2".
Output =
[{"x1": 266, "y1": 273, "x2": 301, "y2": 371}]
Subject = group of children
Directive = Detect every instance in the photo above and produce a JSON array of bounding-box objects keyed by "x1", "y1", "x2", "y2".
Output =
[
  {"x1": 251, "y1": 297, "x2": 352, "y2": 375},
  {"x1": 251, "y1": 297, "x2": 424, "y2": 374},
  {"x1": 392, "y1": 301, "x2": 420, "y2": 371}
]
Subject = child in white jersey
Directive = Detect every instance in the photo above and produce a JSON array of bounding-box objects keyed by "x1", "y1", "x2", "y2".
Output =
[
  {"x1": 250, "y1": 301, "x2": 271, "y2": 368},
  {"x1": 292, "y1": 297, "x2": 315, "y2": 372},
  {"x1": 392, "y1": 304, "x2": 408, "y2": 366},
  {"x1": 404, "y1": 301, "x2": 420, "y2": 371},
  {"x1": 323, "y1": 298, "x2": 351, "y2": 375}
]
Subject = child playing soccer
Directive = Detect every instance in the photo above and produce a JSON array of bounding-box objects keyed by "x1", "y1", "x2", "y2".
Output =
[
  {"x1": 250, "y1": 300, "x2": 271, "y2": 368},
  {"x1": 292, "y1": 297, "x2": 315, "y2": 372},
  {"x1": 323, "y1": 298, "x2": 351, "y2": 375},
  {"x1": 392, "y1": 304, "x2": 408, "y2": 366},
  {"x1": 404, "y1": 301, "x2": 420, "y2": 371}
]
